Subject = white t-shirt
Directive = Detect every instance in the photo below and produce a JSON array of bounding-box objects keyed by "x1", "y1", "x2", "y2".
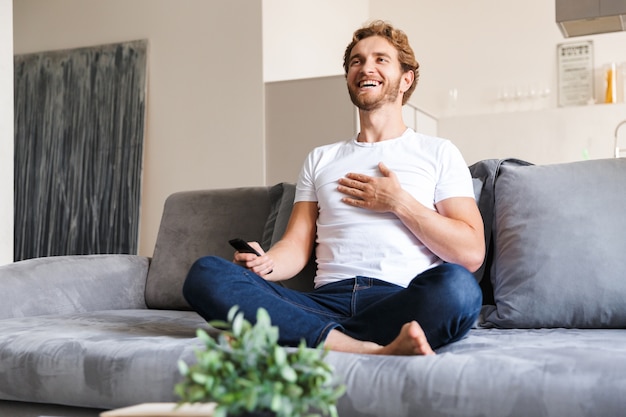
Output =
[{"x1": 295, "y1": 128, "x2": 474, "y2": 288}]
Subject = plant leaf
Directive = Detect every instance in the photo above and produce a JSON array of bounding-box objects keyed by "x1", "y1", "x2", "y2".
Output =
[
  {"x1": 256, "y1": 307, "x2": 271, "y2": 325},
  {"x1": 196, "y1": 328, "x2": 212, "y2": 343},
  {"x1": 227, "y1": 305, "x2": 240, "y2": 322},
  {"x1": 280, "y1": 365, "x2": 297, "y2": 383},
  {"x1": 177, "y1": 359, "x2": 189, "y2": 376},
  {"x1": 274, "y1": 345, "x2": 287, "y2": 366},
  {"x1": 213, "y1": 406, "x2": 228, "y2": 417},
  {"x1": 175, "y1": 306, "x2": 345, "y2": 417},
  {"x1": 232, "y1": 312, "x2": 244, "y2": 337}
]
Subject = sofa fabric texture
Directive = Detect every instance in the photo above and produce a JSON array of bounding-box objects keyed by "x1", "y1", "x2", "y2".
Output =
[
  {"x1": 0, "y1": 255, "x2": 149, "y2": 319},
  {"x1": 0, "y1": 158, "x2": 625, "y2": 417},
  {"x1": 0, "y1": 310, "x2": 208, "y2": 409},
  {"x1": 145, "y1": 187, "x2": 272, "y2": 310},
  {"x1": 483, "y1": 158, "x2": 626, "y2": 328}
]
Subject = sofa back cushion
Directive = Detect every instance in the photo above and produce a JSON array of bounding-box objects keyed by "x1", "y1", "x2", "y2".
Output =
[
  {"x1": 469, "y1": 159, "x2": 532, "y2": 304},
  {"x1": 261, "y1": 182, "x2": 295, "y2": 252},
  {"x1": 261, "y1": 183, "x2": 316, "y2": 292},
  {"x1": 145, "y1": 187, "x2": 272, "y2": 310},
  {"x1": 481, "y1": 158, "x2": 626, "y2": 328}
]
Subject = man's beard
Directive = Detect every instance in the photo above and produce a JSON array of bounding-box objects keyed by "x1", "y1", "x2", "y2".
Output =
[{"x1": 348, "y1": 77, "x2": 401, "y2": 111}]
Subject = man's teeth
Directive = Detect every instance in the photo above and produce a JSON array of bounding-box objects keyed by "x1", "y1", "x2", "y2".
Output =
[{"x1": 360, "y1": 80, "x2": 381, "y2": 88}]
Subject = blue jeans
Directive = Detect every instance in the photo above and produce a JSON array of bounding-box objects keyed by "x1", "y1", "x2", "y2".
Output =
[{"x1": 183, "y1": 256, "x2": 482, "y2": 350}]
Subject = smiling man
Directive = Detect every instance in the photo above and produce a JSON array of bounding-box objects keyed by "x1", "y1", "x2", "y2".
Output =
[{"x1": 183, "y1": 20, "x2": 485, "y2": 356}]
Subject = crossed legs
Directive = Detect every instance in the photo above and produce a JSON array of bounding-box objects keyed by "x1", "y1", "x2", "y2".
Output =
[{"x1": 183, "y1": 257, "x2": 482, "y2": 356}]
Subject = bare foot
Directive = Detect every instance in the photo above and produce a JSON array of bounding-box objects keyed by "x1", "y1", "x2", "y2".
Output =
[
  {"x1": 324, "y1": 321, "x2": 435, "y2": 356},
  {"x1": 378, "y1": 321, "x2": 435, "y2": 356}
]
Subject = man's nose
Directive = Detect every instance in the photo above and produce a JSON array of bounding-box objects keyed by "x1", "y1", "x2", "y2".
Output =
[{"x1": 361, "y1": 60, "x2": 375, "y2": 74}]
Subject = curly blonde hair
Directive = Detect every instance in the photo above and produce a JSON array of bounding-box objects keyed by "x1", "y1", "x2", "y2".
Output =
[{"x1": 343, "y1": 20, "x2": 419, "y2": 105}]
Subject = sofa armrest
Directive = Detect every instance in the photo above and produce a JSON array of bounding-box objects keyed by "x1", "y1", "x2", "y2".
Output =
[{"x1": 0, "y1": 254, "x2": 150, "y2": 319}]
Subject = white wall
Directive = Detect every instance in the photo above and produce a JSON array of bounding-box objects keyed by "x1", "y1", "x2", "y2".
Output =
[
  {"x1": 0, "y1": 0, "x2": 13, "y2": 265},
  {"x1": 265, "y1": 76, "x2": 356, "y2": 184},
  {"x1": 440, "y1": 103, "x2": 626, "y2": 165},
  {"x1": 262, "y1": 0, "x2": 370, "y2": 82},
  {"x1": 13, "y1": 0, "x2": 265, "y2": 257},
  {"x1": 369, "y1": 0, "x2": 626, "y2": 117}
]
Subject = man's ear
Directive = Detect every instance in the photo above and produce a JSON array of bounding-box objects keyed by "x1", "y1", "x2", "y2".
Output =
[{"x1": 400, "y1": 70, "x2": 415, "y2": 93}]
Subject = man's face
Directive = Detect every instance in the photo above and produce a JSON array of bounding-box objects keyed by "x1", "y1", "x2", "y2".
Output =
[{"x1": 346, "y1": 36, "x2": 406, "y2": 111}]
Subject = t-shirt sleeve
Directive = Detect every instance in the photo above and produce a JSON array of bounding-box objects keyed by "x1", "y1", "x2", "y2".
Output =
[
  {"x1": 295, "y1": 150, "x2": 318, "y2": 203},
  {"x1": 434, "y1": 141, "x2": 475, "y2": 203}
]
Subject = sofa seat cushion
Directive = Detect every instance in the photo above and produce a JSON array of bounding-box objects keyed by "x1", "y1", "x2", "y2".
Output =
[
  {"x1": 327, "y1": 327, "x2": 626, "y2": 417},
  {"x1": 2, "y1": 311, "x2": 625, "y2": 417},
  {"x1": 0, "y1": 310, "x2": 209, "y2": 410}
]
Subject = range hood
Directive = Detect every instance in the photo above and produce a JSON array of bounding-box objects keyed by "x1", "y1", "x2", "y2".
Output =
[{"x1": 556, "y1": 0, "x2": 626, "y2": 37}]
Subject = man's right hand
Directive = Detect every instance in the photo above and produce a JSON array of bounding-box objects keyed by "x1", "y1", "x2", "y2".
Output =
[{"x1": 233, "y1": 241, "x2": 275, "y2": 277}]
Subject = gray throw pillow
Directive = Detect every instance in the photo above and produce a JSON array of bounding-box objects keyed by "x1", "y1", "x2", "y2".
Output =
[
  {"x1": 471, "y1": 177, "x2": 483, "y2": 203},
  {"x1": 482, "y1": 158, "x2": 626, "y2": 328},
  {"x1": 261, "y1": 182, "x2": 296, "y2": 252},
  {"x1": 261, "y1": 182, "x2": 316, "y2": 292}
]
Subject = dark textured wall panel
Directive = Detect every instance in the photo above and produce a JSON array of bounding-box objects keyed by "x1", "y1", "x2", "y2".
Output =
[{"x1": 14, "y1": 40, "x2": 147, "y2": 261}]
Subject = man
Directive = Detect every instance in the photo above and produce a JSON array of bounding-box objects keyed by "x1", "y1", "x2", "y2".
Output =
[{"x1": 183, "y1": 20, "x2": 484, "y2": 356}]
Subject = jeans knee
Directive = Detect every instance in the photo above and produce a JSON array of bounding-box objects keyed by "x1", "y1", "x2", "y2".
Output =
[
  {"x1": 447, "y1": 264, "x2": 481, "y2": 306},
  {"x1": 183, "y1": 255, "x2": 227, "y2": 302},
  {"x1": 419, "y1": 263, "x2": 483, "y2": 313}
]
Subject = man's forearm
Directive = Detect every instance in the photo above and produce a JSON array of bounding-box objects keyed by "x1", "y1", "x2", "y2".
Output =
[
  {"x1": 265, "y1": 238, "x2": 314, "y2": 281},
  {"x1": 393, "y1": 193, "x2": 485, "y2": 272}
]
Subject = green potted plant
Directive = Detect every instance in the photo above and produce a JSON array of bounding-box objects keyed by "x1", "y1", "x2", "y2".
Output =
[{"x1": 175, "y1": 306, "x2": 345, "y2": 417}]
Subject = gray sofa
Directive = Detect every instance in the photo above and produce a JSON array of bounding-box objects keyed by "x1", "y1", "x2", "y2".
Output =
[{"x1": 1, "y1": 158, "x2": 626, "y2": 417}]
